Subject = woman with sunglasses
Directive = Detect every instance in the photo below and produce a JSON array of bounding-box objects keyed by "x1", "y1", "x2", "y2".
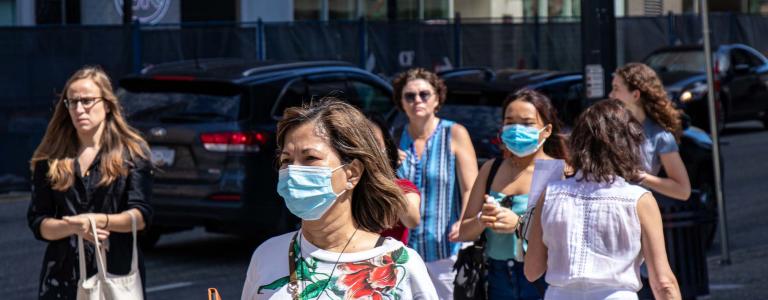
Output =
[
  {"x1": 27, "y1": 66, "x2": 153, "y2": 299},
  {"x1": 391, "y1": 68, "x2": 479, "y2": 297}
]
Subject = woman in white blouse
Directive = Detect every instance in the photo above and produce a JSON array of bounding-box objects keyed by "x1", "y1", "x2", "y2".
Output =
[{"x1": 524, "y1": 100, "x2": 680, "y2": 300}]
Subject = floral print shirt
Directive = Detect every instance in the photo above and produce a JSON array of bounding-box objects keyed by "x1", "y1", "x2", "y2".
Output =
[{"x1": 241, "y1": 231, "x2": 438, "y2": 300}]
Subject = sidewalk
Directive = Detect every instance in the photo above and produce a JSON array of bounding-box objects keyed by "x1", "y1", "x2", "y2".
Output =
[{"x1": 706, "y1": 245, "x2": 768, "y2": 299}]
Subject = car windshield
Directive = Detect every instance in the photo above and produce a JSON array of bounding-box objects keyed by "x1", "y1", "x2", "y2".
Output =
[
  {"x1": 645, "y1": 50, "x2": 706, "y2": 73},
  {"x1": 119, "y1": 90, "x2": 242, "y2": 123}
]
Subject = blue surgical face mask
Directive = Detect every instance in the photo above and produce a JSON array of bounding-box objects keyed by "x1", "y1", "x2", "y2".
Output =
[
  {"x1": 501, "y1": 124, "x2": 547, "y2": 157},
  {"x1": 277, "y1": 164, "x2": 347, "y2": 220}
]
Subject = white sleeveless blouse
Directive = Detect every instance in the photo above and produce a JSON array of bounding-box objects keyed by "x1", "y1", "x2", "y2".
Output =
[{"x1": 541, "y1": 175, "x2": 649, "y2": 297}]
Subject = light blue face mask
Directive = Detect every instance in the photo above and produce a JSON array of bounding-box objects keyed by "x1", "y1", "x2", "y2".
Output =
[
  {"x1": 276, "y1": 164, "x2": 347, "y2": 220},
  {"x1": 501, "y1": 124, "x2": 547, "y2": 157}
]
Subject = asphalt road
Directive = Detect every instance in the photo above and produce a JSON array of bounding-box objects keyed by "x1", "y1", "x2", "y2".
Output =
[{"x1": 1, "y1": 121, "x2": 767, "y2": 299}]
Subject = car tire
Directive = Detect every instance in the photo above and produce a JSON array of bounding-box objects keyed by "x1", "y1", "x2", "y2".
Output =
[{"x1": 138, "y1": 227, "x2": 163, "y2": 250}]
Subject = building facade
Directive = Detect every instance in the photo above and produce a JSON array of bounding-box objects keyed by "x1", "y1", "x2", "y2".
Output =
[{"x1": 3, "y1": 0, "x2": 768, "y2": 26}]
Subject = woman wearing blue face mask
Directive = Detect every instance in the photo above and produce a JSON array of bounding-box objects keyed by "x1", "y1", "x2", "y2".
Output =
[
  {"x1": 241, "y1": 99, "x2": 438, "y2": 300},
  {"x1": 458, "y1": 89, "x2": 568, "y2": 300}
]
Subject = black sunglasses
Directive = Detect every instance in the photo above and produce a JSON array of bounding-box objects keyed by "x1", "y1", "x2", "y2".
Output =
[{"x1": 403, "y1": 91, "x2": 432, "y2": 103}]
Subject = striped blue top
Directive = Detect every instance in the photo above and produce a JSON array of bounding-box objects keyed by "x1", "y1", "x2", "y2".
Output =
[{"x1": 397, "y1": 119, "x2": 461, "y2": 262}]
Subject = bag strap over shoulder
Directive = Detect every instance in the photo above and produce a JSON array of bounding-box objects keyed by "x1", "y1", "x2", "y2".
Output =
[{"x1": 486, "y1": 158, "x2": 504, "y2": 194}]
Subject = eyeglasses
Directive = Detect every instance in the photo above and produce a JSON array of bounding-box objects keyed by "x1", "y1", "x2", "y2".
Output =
[
  {"x1": 63, "y1": 97, "x2": 102, "y2": 109},
  {"x1": 403, "y1": 91, "x2": 433, "y2": 103}
]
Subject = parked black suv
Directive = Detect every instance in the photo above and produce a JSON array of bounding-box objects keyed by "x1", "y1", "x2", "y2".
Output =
[{"x1": 118, "y1": 59, "x2": 394, "y2": 247}]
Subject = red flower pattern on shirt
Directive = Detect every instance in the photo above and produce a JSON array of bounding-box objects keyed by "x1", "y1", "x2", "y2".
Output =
[{"x1": 338, "y1": 255, "x2": 399, "y2": 300}]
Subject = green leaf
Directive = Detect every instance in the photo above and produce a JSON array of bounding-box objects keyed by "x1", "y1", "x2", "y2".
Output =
[
  {"x1": 257, "y1": 276, "x2": 290, "y2": 294},
  {"x1": 307, "y1": 257, "x2": 318, "y2": 271},
  {"x1": 328, "y1": 276, "x2": 345, "y2": 296},
  {"x1": 299, "y1": 278, "x2": 330, "y2": 299},
  {"x1": 393, "y1": 247, "x2": 409, "y2": 264},
  {"x1": 298, "y1": 258, "x2": 313, "y2": 280}
]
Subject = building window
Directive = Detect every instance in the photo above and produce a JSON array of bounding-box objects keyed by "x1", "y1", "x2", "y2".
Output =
[
  {"x1": 36, "y1": 0, "x2": 81, "y2": 25},
  {"x1": 181, "y1": 0, "x2": 235, "y2": 22},
  {"x1": 0, "y1": 0, "x2": 15, "y2": 25}
]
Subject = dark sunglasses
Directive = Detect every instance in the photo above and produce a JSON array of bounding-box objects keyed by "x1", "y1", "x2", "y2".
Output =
[
  {"x1": 63, "y1": 97, "x2": 102, "y2": 109},
  {"x1": 403, "y1": 91, "x2": 432, "y2": 103}
]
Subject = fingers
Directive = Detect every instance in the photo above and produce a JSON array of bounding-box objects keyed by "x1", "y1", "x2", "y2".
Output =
[
  {"x1": 397, "y1": 150, "x2": 407, "y2": 165},
  {"x1": 94, "y1": 228, "x2": 111, "y2": 241}
]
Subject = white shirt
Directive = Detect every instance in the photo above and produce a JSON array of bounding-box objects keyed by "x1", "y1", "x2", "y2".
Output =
[
  {"x1": 241, "y1": 231, "x2": 438, "y2": 300},
  {"x1": 541, "y1": 175, "x2": 649, "y2": 296}
]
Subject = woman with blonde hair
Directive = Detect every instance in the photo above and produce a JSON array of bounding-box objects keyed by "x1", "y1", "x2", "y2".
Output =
[
  {"x1": 27, "y1": 66, "x2": 153, "y2": 299},
  {"x1": 609, "y1": 62, "x2": 691, "y2": 201}
]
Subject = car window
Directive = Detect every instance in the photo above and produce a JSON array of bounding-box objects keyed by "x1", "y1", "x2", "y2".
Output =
[
  {"x1": 308, "y1": 79, "x2": 348, "y2": 100},
  {"x1": 730, "y1": 49, "x2": 754, "y2": 68},
  {"x1": 118, "y1": 81, "x2": 244, "y2": 123},
  {"x1": 535, "y1": 80, "x2": 584, "y2": 128},
  {"x1": 645, "y1": 50, "x2": 705, "y2": 73},
  {"x1": 346, "y1": 80, "x2": 392, "y2": 115},
  {"x1": 440, "y1": 91, "x2": 506, "y2": 160},
  {"x1": 272, "y1": 78, "x2": 309, "y2": 118}
]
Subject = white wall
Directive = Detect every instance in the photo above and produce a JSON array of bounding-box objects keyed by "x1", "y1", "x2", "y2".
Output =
[{"x1": 239, "y1": 0, "x2": 294, "y2": 22}]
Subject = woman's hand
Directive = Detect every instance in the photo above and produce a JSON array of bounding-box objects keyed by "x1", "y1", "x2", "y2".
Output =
[
  {"x1": 448, "y1": 221, "x2": 461, "y2": 242},
  {"x1": 480, "y1": 198, "x2": 519, "y2": 234},
  {"x1": 397, "y1": 149, "x2": 408, "y2": 166},
  {"x1": 63, "y1": 214, "x2": 110, "y2": 243}
]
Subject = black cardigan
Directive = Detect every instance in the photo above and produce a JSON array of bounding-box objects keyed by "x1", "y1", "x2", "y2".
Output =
[{"x1": 27, "y1": 154, "x2": 153, "y2": 299}]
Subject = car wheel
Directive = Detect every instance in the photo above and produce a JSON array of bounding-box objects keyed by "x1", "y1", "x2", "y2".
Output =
[{"x1": 138, "y1": 227, "x2": 163, "y2": 250}]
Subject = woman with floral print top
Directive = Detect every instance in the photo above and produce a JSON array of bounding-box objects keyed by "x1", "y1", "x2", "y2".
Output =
[{"x1": 241, "y1": 99, "x2": 437, "y2": 300}]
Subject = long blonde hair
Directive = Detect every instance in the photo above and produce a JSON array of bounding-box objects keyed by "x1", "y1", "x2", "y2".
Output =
[{"x1": 31, "y1": 66, "x2": 149, "y2": 191}]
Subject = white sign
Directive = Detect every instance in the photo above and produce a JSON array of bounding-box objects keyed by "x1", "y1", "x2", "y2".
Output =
[
  {"x1": 114, "y1": 0, "x2": 172, "y2": 24},
  {"x1": 585, "y1": 64, "x2": 605, "y2": 99}
]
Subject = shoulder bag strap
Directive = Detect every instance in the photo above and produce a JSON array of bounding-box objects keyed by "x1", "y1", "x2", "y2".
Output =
[
  {"x1": 486, "y1": 158, "x2": 504, "y2": 194},
  {"x1": 287, "y1": 232, "x2": 300, "y2": 299},
  {"x1": 477, "y1": 157, "x2": 504, "y2": 245},
  {"x1": 78, "y1": 232, "x2": 87, "y2": 282},
  {"x1": 87, "y1": 215, "x2": 108, "y2": 280},
  {"x1": 128, "y1": 211, "x2": 138, "y2": 273}
]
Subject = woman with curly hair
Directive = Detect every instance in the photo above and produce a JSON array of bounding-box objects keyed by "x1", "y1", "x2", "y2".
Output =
[{"x1": 609, "y1": 63, "x2": 691, "y2": 201}]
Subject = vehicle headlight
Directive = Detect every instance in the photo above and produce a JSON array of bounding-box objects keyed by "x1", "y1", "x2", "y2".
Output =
[
  {"x1": 680, "y1": 91, "x2": 694, "y2": 103},
  {"x1": 679, "y1": 82, "x2": 709, "y2": 104}
]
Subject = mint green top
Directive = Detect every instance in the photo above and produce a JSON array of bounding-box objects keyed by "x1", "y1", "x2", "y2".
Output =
[{"x1": 484, "y1": 191, "x2": 528, "y2": 261}]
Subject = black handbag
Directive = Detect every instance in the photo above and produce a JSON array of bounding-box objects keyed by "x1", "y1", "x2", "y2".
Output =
[{"x1": 453, "y1": 158, "x2": 503, "y2": 300}]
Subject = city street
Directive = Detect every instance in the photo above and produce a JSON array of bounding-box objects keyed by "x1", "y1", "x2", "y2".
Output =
[{"x1": 1, "y1": 121, "x2": 767, "y2": 299}]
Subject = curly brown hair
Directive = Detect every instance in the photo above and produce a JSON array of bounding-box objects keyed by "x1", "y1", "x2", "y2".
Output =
[
  {"x1": 391, "y1": 68, "x2": 447, "y2": 111},
  {"x1": 615, "y1": 63, "x2": 682, "y2": 143},
  {"x1": 570, "y1": 99, "x2": 645, "y2": 183},
  {"x1": 502, "y1": 89, "x2": 569, "y2": 161},
  {"x1": 276, "y1": 98, "x2": 407, "y2": 232}
]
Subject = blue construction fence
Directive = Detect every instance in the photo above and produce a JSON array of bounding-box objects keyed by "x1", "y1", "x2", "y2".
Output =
[{"x1": 2, "y1": 12, "x2": 768, "y2": 190}]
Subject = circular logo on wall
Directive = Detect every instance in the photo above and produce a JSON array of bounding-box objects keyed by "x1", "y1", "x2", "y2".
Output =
[{"x1": 114, "y1": 0, "x2": 171, "y2": 25}]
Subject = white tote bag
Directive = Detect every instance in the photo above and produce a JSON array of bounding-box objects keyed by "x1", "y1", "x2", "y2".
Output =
[{"x1": 77, "y1": 211, "x2": 143, "y2": 300}]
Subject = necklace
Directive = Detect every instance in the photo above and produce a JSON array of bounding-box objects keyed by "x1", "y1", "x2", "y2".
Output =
[{"x1": 295, "y1": 228, "x2": 359, "y2": 299}]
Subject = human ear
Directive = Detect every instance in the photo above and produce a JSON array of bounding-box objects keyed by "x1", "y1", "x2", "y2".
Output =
[{"x1": 345, "y1": 159, "x2": 365, "y2": 189}]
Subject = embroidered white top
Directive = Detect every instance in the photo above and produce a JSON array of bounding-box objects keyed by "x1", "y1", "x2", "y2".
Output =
[
  {"x1": 541, "y1": 175, "x2": 649, "y2": 292},
  {"x1": 241, "y1": 231, "x2": 438, "y2": 300}
]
